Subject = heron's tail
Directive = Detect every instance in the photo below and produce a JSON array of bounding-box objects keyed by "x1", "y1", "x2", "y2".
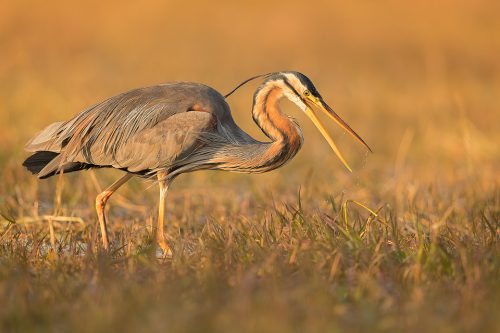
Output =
[
  {"x1": 22, "y1": 119, "x2": 85, "y2": 178},
  {"x1": 23, "y1": 151, "x2": 92, "y2": 179},
  {"x1": 22, "y1": 151, "x2": 60, "y2": 178}
]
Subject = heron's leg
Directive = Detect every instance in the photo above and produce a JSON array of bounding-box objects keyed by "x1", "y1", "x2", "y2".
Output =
[
  {"x1": 95, "y1": 173, "x2": 133, "y2": 250},
  {"x1": 157, "y1": 171, "x2": 172, "y2": 255}
]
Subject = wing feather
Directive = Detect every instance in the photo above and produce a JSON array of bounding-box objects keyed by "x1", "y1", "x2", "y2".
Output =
[
  {"x1": 78, "y1": 111, "x2": 218, "y2": 173},
  {"x1": 24, "y1": 81, "x2": 258, "y2": 177}
]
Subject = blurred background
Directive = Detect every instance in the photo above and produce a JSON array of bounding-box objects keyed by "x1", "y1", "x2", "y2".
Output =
[
  {"x1": 0, "y1": 1, "x2": 499, "y2": 332},
  {"x1": 0, "y1": 0, "x2": 498, "y2": 213}
]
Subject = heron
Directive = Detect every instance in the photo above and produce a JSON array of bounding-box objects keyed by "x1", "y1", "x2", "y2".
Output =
[{"x1": 23, "y1": 71, "x2": 371, "y2": 254}]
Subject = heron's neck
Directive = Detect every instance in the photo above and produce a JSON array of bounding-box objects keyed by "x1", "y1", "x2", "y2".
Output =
[
  {"x1": 252, "y1": 84, "x2": 301, "y2": 143},
  {"x1": 206, "y1": 83, "x2": 303, "y2": 174},
  {"x1": 241, "y1": 83, "x2": 304, "y2": 172}
]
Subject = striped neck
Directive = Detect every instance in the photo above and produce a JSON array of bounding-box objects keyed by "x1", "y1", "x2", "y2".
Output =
[
  {"x1": 252, "y1": 81, "x2": 302, "y2": 142},
  {"x1": 207, "y1": 80, "x2": 304, "y2": 174},
  {"x1": 243, "y1": 81, "x2": 304, "y2": 172}
]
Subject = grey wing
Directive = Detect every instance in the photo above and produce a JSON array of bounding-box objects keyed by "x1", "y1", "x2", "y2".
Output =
[
  {"x1": 26, "y1": 86, "x2": 186, "y2": 154},
  {"x1": 96, "y1": 111, "x2": 219, "y2": 173},
  {"x1": 24, "y1": 82, "x2": 255, "y2": 178}
]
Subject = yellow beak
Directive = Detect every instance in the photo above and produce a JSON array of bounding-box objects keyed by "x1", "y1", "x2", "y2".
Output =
[{"x1": 304, "y1": 98, "x2": 371, "y2": 172}]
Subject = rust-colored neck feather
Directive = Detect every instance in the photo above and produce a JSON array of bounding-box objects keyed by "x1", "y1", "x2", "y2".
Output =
[
  {"x1": 218, "y1": 82, "x2": 304, "y2": 173},
  {"x1": 207, "y1": 81, "x2": 304, "y2": 174},
  {"x1": 252, "y1": 83, "x2": 303, "y2": 145}
]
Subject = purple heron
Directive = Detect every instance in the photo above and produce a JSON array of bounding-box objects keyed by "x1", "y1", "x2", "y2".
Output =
[{"x1": 23, "y1": 71, "x2": 371, "y2": 253}]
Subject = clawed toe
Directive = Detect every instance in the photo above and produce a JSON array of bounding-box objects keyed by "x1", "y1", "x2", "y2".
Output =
[{"x1": 157, "y1": 238, "x2": 173, "y2": 258}]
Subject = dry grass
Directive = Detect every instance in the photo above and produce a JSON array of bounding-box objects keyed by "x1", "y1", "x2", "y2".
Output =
[{"x1": 0, "y1": 0, "x2": 499, "y2": 332}]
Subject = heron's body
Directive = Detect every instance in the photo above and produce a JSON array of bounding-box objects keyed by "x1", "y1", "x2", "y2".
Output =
[
  {"x1": 23, "y1": 72, "x2": 370, "y2": 253},
  {"x1": 24, "y1": 81, "x2": 305, "y2": 179}
]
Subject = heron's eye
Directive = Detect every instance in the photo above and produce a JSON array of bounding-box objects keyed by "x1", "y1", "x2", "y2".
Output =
[{"x1": 304, "y1": 90, "x2": 311, "y2": 97}]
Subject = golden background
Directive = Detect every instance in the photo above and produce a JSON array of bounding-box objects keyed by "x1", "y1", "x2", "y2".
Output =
[{"x1": 0, "y1": 1, "x2": 498, "y2": 332}]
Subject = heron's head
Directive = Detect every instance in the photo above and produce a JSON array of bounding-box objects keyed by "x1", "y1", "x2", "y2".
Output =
[{"x1": 266, "y1": 71, "x2": 372, "y2": 172}]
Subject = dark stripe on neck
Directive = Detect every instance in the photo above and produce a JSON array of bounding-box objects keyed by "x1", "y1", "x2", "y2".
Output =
[
  {"x1": 258, "y1": 86, "x2": 289, "y2": 143},
  {"x1": 281, "y1": 76, "x2": 302, "y2": 99},
  {"x1": 258, "y1": 86, "x2": 295, "y2": 170}
]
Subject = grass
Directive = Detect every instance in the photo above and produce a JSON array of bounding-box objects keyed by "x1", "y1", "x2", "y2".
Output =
[
  {"x1": 1, "y1": 0, "x2": 499, "y2": 332},
  {"x1": 0, "y1": 179, "x2": 498, "y2": 332}
]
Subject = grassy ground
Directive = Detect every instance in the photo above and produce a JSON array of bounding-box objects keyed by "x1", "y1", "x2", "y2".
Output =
[{"x1": 1, "y1": 1, "x2": 499, "y2": 332}]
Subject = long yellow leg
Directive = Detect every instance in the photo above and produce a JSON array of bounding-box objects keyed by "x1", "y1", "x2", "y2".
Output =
[
  {"x1": 95, "y1": 173, "x2": 133, "y2": 250},
  {"x1": 157, "y1": 171, "x2": 172, "y2": 256}
]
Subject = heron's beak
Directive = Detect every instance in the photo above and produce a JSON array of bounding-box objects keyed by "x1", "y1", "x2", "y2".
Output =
[{"x1": 304, "y1": 97, "x2": 372, "y2": 172}]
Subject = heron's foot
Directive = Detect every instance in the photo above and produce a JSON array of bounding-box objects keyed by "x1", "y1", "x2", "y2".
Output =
[{"x1": 156, "y1": 237, "x2": 173, "y2": 258}]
